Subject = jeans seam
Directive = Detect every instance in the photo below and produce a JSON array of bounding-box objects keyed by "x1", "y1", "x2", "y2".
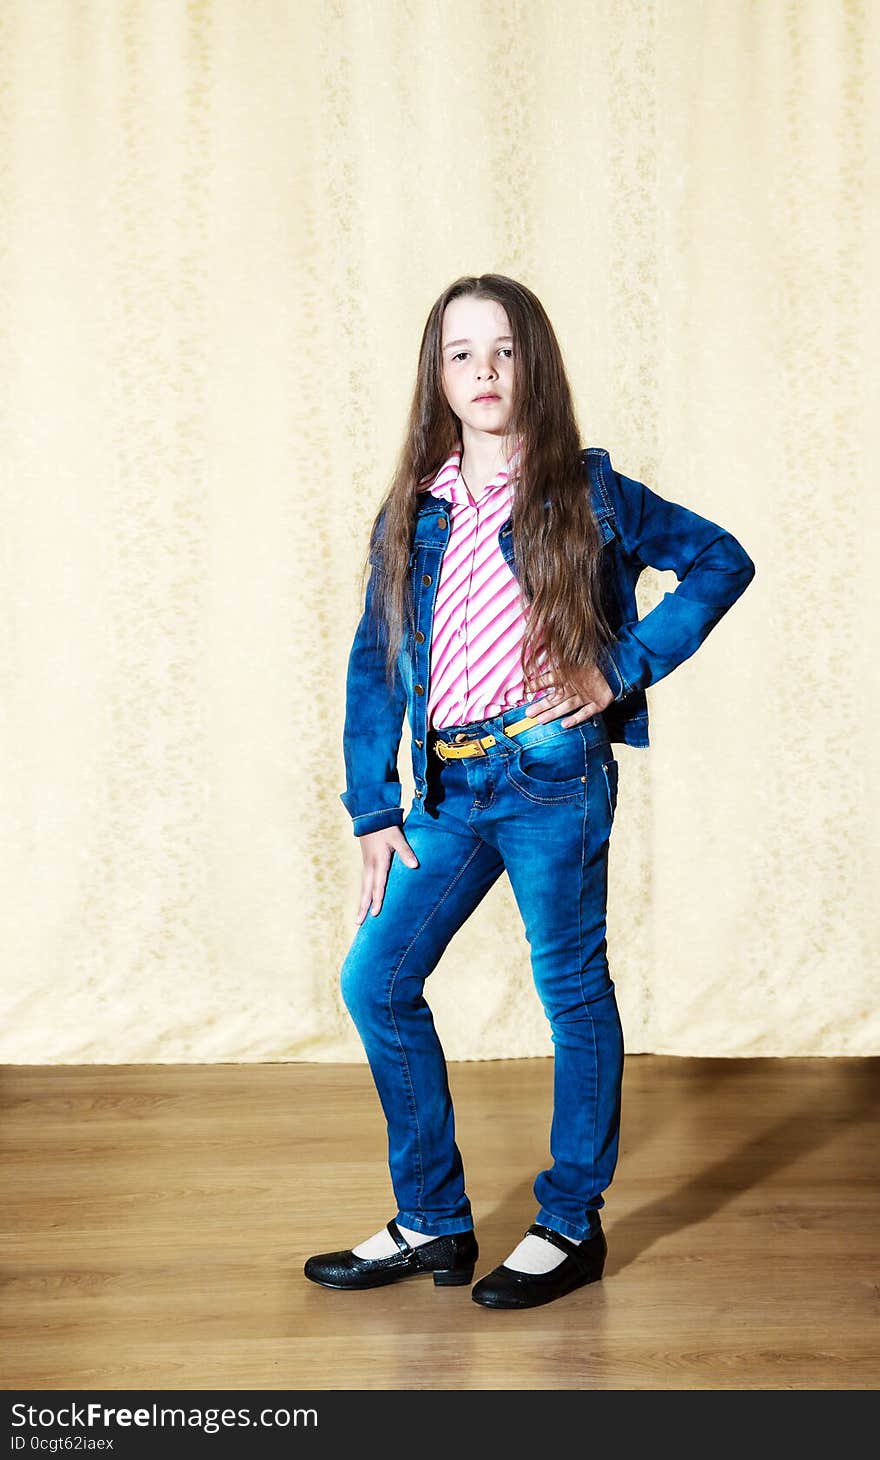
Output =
[
  {"x1": 578, "y1": 753, "x2": 599, "y2": 1218},
  {"x1": 385, "y1": 837, "x2": 487, "y2": 1220}
]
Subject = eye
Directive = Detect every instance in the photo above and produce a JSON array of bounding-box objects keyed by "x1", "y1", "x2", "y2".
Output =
[{"x1": 448, "y1": 348, "x2": 514, "y2": 363}]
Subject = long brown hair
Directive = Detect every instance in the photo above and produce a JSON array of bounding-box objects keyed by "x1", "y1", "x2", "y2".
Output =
[{"x1": 362, "y1": 273, "x2": 618, "y2": 706}]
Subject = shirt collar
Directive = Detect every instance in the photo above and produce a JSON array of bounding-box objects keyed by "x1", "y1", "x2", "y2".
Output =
[{"x1": 423, "y1": 438, "x2": 524, "y2": 508}]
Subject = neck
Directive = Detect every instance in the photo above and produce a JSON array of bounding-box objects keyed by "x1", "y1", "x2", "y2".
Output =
[{"x1": 459, "y1": 429, "x2": 519, "y2": 491}]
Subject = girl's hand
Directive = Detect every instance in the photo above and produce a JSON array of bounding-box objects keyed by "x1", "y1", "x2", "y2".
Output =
[
  {"x1": 526, "y1": 665, "x2": 615, "y2": 727},
  {"x1": 355, "y1": 826, "x2": 419, "y2": 924}
]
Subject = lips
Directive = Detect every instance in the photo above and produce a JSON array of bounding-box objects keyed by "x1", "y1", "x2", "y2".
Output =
[{"x1": 473, "y1": 393, "x2": 500, "y2": 402}]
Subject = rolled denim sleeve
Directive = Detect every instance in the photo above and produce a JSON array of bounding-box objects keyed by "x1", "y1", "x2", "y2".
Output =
[
  {"x1": 338, "y1": 552, "x2": 407, "y2": 837},
  {"x1": 599, "y1": 468, "x2": 756, "y2": 699}
]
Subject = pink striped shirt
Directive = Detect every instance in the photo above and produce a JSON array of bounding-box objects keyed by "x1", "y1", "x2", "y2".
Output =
[{"x1": 418, "y1": 442, "x2": 549, "y2": 729}]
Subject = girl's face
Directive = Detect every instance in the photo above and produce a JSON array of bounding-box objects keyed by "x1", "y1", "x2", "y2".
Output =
[{"x1": 440, "y1": 295, "x2": 515, "y2": 438}]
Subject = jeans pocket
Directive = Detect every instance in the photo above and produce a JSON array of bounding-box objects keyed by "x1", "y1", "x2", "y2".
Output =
[{"x1": 505, "y1": 724, "x2": 588, "y2": 800}]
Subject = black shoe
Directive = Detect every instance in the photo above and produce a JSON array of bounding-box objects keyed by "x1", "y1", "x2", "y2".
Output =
[
  {"x1": 471, "y1": 1221, "x2": 607, "y2": 1309},
  {"x1": 304, "y1": 1218, "x2": 479, "y2": 1290}
]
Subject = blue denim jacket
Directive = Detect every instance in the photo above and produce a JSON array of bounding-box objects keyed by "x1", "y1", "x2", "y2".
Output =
[{"x1": 340, "y1": 447, "x2": 756, "y2": 836}]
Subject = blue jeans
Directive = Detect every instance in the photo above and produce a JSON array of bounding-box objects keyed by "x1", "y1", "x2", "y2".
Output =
[{"x1": 339, "y1": 700, "x2": 625, "y2": 1243}]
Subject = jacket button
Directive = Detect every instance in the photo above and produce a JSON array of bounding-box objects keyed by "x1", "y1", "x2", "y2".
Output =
[
  {"x1": 421, "y1": 573, "x2": 432, "y2": 586},
  {"x1": 415, "y1": 738, "x2": 423, "y2": 747},
  {"x1": 415, "y1": 684, "x2": 424, "y2": 695},
  {"x1": 437, "y1": 516, "x2": 447, "y2": 529},
  {"x1": 415, "y1": 630, "x2": 425, "y2": 643}
]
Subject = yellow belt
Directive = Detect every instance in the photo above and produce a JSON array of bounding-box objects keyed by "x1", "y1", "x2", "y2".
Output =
[{"x1": 432, "y1": 714, "x2": 541, "y2": 761}]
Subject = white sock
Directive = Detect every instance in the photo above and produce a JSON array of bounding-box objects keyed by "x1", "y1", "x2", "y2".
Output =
[
  {"x1": 502, "y1": 1232, "x2": 572, "y2": 1274},
  {"x1": 352, "y1": 1222, "x2": 439, "y2": 1258}
]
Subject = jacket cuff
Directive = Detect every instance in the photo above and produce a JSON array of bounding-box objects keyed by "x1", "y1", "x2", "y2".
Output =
[
  {"x1": 596, "y1": 643, "x2": 628, "y2": 701},
  {"x1": 339, "y1": 779, "x2": 402, "y2": 820},
  {"x1": 349, "y1": 806, "x2": 404, "y2": 838}
]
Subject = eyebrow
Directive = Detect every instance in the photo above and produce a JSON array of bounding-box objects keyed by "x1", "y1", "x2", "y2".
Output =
[{"x1": 442, "y1": 336, "x2": 513, "y2": 349}]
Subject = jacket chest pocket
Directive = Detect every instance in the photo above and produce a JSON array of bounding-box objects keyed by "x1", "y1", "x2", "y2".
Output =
[{"x1": 409, "y1": 541, "x2": 442, "y2": 577}]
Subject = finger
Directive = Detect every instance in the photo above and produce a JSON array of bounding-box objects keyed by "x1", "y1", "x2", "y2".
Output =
[
  {"x1": 530, "y1": 695, "x2": 577, "y2": 723},
  {"x1": 526, "y1": 676, "x2": 556, "y2": 705},
  {"x1": 355, "y1": 885, "x2": 371, "y2": 925},
  {"x1": 356, "y1": 862, "x2": 383, "y2": 924},
  {"x1": 370, "y1": 876, "x2": 386, "y2": 917},
  {"x1": 390, "y1": 832, "x2": 419, "y2": 868},
  {"x1": 561, "y1": 702, "x2": 598, "y2": 727},
  {"x1": 526, "y1": 689, "x2": 557, "y2": 717}
]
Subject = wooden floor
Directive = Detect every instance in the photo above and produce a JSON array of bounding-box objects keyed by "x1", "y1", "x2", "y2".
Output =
[{"x1": 1, "y1": 1056, "x2": 878, "y2": 1391}]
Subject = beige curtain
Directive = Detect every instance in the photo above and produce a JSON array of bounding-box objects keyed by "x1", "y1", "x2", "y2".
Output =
[{"x1": 0, "y1": 0, "x2": 875, "y2": 1062}]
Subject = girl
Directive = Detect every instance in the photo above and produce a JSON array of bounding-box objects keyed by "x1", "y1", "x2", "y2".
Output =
[{"x1": 304, "y1": 274, "x2": 755, "y2": 1310}]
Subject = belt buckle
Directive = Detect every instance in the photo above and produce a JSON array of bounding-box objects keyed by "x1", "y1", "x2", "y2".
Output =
[{"x1": 433, "y1": 730, "x2": 486, "y2": 760}]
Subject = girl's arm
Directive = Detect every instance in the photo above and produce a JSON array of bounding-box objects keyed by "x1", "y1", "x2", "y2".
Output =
[
  {"x1": 597, "y1": 467, "x2": 757, "y2": 701},
  {"x1": 338, "y1": 551, "x2": 407, "y2": 837}
]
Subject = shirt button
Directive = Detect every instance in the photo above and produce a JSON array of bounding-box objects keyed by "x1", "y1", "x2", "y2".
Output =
[
  {"x1": 415, "y1": 630, "x2": 425, "y2": 643},
  {"x1": 415, "y1": 684, "x2": 424, "y2": 695},
  {"x1": 415, "y1": 738, "x2": 423, "y2": 747}
]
